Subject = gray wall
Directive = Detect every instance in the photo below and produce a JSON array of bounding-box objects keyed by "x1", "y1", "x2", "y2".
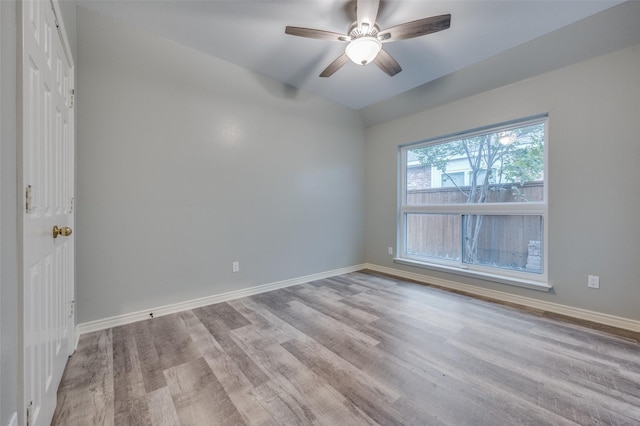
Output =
[
  {"x1": 57, "y1": 0, "x2": 77, "y2": 62},
  {"x1": 76, "y1": 7, "x2": 365, "y2": 323},
  {"x1": 1, "y1": 1, "x2": 18, "y2": 423},
  {"x1": 365, "y1": 43, "x2": 640, "y2": 321}
]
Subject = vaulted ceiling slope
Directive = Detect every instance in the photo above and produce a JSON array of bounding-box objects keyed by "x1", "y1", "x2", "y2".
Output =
[{"x1": 78, "y1": 1, "x2": 640, "y2": 125}]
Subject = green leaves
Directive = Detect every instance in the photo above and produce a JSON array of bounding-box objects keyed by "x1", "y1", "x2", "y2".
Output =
[
  {"x1": 413, "y1": 123, "x2": 544, "y2": 196},
  {"x1": 500, "y1": 128, "x2": 544, "y2": 185}
]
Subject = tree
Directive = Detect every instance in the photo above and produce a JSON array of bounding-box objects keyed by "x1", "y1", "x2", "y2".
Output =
[{"x1": 413, "y1": 123, "x2": 544, "y2": 264}]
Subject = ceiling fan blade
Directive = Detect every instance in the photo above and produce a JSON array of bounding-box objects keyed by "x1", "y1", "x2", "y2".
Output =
[
  {"x1": 356, "y1": 0, "x2": 380, "y2": 31},
  {"x1": 320, "y1": 54, "x2": 350, "y2": 77},
  {"x1": 378, "y1": 14, "x2": 451, "y2": 42},
  {"x1": 373, "y1": 49, "x2": 402, "y2": 76},
  {"x1": 285, "y1": 26, "x2": 350, "y2": 42}
]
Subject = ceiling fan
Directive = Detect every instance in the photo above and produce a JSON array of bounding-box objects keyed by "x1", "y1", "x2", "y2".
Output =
[{"x1": 285, "y1": 0, "x2": 451, "y2": 77}]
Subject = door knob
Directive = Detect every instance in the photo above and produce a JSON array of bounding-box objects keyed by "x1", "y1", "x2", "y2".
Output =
[{"x1": 53, "y1": 225, "x2": 72, "y2": 239}]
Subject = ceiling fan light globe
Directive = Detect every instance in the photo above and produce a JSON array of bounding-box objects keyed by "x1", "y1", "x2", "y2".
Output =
[
  {"x1": 498, "y1": 131, "x2": 517, "y2": 146},
  {"x1": 345, "y1": 36, "x2": 382, "y2": 65}
]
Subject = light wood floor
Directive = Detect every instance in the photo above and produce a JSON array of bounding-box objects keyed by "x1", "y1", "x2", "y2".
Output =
[{"x1": 53, "y1": 271, "x2": 640, "y2": 425}]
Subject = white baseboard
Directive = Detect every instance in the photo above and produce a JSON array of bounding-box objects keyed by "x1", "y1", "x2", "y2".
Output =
[
  {"x1": 76, "y1": 264, "x2": 366, "y2": 336},
  {"x1": 75, "y1": 262, "x2": 640, "y2": 339},
  {"x1": 364, "y1": 263, "x2": 640, "y2": 333}
]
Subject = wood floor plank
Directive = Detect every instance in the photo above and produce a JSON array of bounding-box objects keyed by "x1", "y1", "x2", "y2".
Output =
[
  {"x1": 346, "y1": 291, "x2": 465, "y2": 336},
  {"x1": 310, "y1": 276, "x2": 368, "y2": 297},
  {"x1": 227, "y1": 297, "x2": 308, "y2": 344},
  {"x1": 402, "y1": 346, "x2": 580, "y2": 426},
  {"x1": 193, "y1": 301, "x2": 251, "y2": 330},
  {"x1": 147, "y1": 314, "x2": 202, "y2": 371},
  {"x1": 231, "y1": 326, "x2": 377, "y2": 425},
  {"x1": 530, "y1": 321, "x2": 640, "y2": 366},
  {"x1": 129, "y1": 320, "x2": 167, "y2": 393},
  {"x1": 284, "y1": 285, "x2": 380, "y2": 325},
  {"x1": 281, "y1": 337, "x2": 409, "y2": 425},
  {"x1": 457, "y1": 323, "x2": 640, "y2": 405},
  {"x1": 322, "y1": 327, "x2": 534, "y2": 424},
  {"x1": 297, "y1": 282, "x2": 345, "y2": 301},
  {"x1": 112, "y1": 325, "x2": 150, "y2": 426},
  {"x1": 251, "y1": 380, "x2": 319, "y2": 425},
  {"x1": 143, "y1": 386, "x2": 181, "y2": 426},
  {"x1": 251, "y1": 291, "x2": 379, "y2": 350},
  {"x1": 286, "y1": 299, "x2": 379, "y2": 347},
  {"x1": 203, "y1": 355, "x2": 279, "y2": 426},
  {"x1": 193, "y1": 307, "x2": 270, "y2": 388},
  {"x1": 180, "y1": 310, "x2": 252, "y2": 391},
  {"x1": 164, "y1": 357, "x2": 245, "y2": 425},
  {"x1": 448, "y1": 335, "x2": 640, "y2": 423},
  {"x1": 55, "y1": 271, "x2": 640, "y2": 425},
  {"x1": 56, "y1": 329, "x2": 114, "y2": 393},
  {"x1": 52, "y1": 330, "x2": 115, "y2": 425},
  {"x1": 52, "y1": 390, "x2": 116, "y2": 426},
  {"x1": 180, "y1": 309, "x2": 277, "y2": 425}
]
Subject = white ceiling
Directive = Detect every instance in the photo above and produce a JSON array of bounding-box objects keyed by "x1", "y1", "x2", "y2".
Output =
[{"x1": 77, "y1": 0, "x2": 626, "y2": 110}]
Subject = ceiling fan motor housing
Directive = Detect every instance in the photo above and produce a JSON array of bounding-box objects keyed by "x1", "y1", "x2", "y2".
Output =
[
  {"x1": 284, "y1": 0, "x2": 451, "y2": 77},
  {"x1": 348, "y1": 21, "x2": 380, "y2": 39}
]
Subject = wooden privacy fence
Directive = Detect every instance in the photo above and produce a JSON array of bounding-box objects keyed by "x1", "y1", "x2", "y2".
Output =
[
  {"x1": 407, "y1": 181, "x2": 544, "y2": 204},
  {"x1": 406, "y1": 182, "x2": 543, "y2": 271}
]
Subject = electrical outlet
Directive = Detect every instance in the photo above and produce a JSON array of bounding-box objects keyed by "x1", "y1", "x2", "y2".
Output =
[
  {"x1": 587, "y1": 275, "x2": 600, "y2": 289},
  {"x1": 232, "y1": 261, "x2": 240, "y2": 273},
  {"x1": 388, "y1": 247, "x2": 393, "y2": 255}
]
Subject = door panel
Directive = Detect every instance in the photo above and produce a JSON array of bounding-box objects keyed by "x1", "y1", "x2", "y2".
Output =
[{"x1": 21, "y1": 1, "x2": 74, "y2": 425}]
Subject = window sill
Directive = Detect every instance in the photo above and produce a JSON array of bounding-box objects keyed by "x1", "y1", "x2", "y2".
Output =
[{"x1": 393, "y1": 258, "x2": 552, "y2": 292}]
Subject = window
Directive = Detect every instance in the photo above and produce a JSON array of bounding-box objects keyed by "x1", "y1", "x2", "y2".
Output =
[
  {"x1": 398, "y1": 116, "x2": 548, "y2": 290},
  {"x1": 441, "y1": 172, "x2": 464, "y2": 188}
]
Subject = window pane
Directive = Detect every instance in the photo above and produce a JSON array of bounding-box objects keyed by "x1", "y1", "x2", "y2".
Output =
[
  {"x1": 463, "y1": 215, "x2": 543, "y2": 274},
  {"x1": 406, "y1": 122, "x2": 545, "y2": 205},
  {"x1": 405, "y1": 214, "x2": 461, "y2": 262},
  {"x1": 442, "y1": 172, "x2": 464, "y2": 188}
]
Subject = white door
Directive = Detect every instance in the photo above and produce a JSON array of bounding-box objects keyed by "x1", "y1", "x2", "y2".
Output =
[{"x1": 21, "y1": 1, "x2": 75, "y2": 425}]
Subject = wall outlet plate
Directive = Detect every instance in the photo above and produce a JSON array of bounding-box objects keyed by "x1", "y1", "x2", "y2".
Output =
[{"x1": 587, "y1": 275, "x2": 600, "y2": 289}]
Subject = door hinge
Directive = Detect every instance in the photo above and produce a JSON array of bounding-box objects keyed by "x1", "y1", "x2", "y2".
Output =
[
  {"x1": 69, "y1": 197, "x2": 74, "y2": 213},
  {"x1": 69, "y1": 300, "x2": 75, "y2": 318},
  {"x1": 26, "y1": 400, "x2": 33, "y2": 426},
  {"x1": 25, "y1": 185, "x2": 34, "y2": 213},
  {"x1": 68, "y1": 89, "x2": 75, "y2": 109}
]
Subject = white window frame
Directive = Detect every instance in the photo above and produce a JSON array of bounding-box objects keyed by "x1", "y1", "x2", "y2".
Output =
[{"x1": 396, "y1": 115, "x2": 550, "y2": 291}]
